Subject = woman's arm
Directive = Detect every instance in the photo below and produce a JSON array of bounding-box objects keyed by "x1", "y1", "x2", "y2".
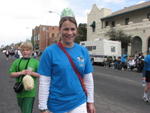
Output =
[
  {"x1": 84, "y1": 73, "x2": 94, "y2": 102},
  {"x1": 83, "y1": 73, "x2": 96, "y2": 113},
  {"x1": 38, "y1": 75, "x2": 51, "y2": 112}
]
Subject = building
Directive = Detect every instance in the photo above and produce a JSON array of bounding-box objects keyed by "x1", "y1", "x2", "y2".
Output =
[
  {"x1": 87, "y1": 1, "x2": 150, "y2": 56},
  {"x1": 32, "y1": 25, "x2": 59, "y2": 51}
]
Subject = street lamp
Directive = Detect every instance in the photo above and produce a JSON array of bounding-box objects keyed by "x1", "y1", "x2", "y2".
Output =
[{"x1": 48, "y1": 10, "x2": 60, "y2": 16}]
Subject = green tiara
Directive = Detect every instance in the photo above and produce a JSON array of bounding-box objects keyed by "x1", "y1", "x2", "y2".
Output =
[{"x1": 60, "y1": 8, "x2": 75, "y2": 18}]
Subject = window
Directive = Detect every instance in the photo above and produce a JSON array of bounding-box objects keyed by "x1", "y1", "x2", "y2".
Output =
[
  {"x1": 42, "y1": 27, "x2": 46, "y2": 31},
  {"x1": 147, "y1": 13, "x2": 150, "y2": 20},
  {"x1": 85, "y1": 46, "x2": 96, "y2": 51},
  {"x1": 80, "y1": 43, "x2": 85, "y2": 45},
  {"x1": 111, "y1": 21, "x2": 115, "y2": 27},
  {"x1": 51, "y1": 33, "x2": 55, "y2": 37},
  {"x1": 125, "y1": 18, "x2": 129, "y2": 25},
  {"x1": 92, "y1": 46, "x2": 96, "y2": 50},
  {"x1": 86, "y1": 46, "x2": 92, "y2": 51},
  {"x1": 111, "y1": 46, "x2": 116, "y2": 52},
  {"x1": 105, "y1": 21, "x2": 108, "y2": 27},
  {"x1": 90, "y1": 21, "x2": 96, "y2": 32},
  {"x1": 38, "y1": 34, "x2": 40, "y2": 40}
]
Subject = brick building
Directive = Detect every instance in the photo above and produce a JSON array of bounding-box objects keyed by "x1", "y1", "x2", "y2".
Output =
[{"x1": 32, "y1": 25, "x2": 59, "y2": 51}]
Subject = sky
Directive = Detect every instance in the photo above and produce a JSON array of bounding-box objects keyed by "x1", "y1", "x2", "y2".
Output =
[{"x1": 0, "y1": 0, "x2": 149, "y2": 47}]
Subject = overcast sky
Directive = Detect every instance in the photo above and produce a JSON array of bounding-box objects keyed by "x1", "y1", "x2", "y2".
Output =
[{"x1": 0, "y1": 0, "x2": 149, "y2": 47}]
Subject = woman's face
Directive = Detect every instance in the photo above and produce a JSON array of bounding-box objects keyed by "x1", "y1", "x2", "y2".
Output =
[{"x1": 59, "y1": 20, "x2": 77, "y2": 46}]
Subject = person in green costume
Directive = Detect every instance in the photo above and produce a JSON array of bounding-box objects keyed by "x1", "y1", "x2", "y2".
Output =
[{"x1": 9, "y1": 42, "x2": 40, "y2": 113}]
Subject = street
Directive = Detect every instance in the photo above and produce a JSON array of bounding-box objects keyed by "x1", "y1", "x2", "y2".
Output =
[
  {"x1": 0, "y1": 52, "x2": 150, "y2": 113},
  {"x1": 94, "y1": 65, "x2": 150, "y2": 113}
]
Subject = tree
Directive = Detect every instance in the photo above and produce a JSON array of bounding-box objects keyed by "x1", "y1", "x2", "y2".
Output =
[
  {"x1": 105, "y1": 28, "x2": 132, "y2": 54},
  {"x1": 75, "y1": 23, "x2": 87, "y2": 43}
]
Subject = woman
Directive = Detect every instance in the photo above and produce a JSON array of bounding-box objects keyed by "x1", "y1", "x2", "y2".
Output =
[
  {"x1": 9, "y1": 42, "x2": 40, "y2": 113},
  {"x1": 38, "y1": 8, "x2": 96, "y2": 113}
]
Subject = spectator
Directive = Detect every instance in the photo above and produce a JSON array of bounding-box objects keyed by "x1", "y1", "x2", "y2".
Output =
[{"x1": 9, "y1": 42, "x2": 40, "y2": 113}]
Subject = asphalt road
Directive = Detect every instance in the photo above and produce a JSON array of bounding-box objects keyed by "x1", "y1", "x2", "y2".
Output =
[
  {"x1": 0, "y1": 52, "x2": 150, "y2": 113},
  {"x1": 94, "y1": 65, "x2": 150, "y2": 113}
]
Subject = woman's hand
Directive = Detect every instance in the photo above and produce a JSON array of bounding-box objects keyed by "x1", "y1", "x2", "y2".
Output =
[{"x1": 87, "y1": 103, "x2": 96, "y2": 113}]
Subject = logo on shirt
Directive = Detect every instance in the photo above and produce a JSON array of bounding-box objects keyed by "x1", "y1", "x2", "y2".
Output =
[{"x1": 77, "y1": 56, "x2": 84, "y2": 67}]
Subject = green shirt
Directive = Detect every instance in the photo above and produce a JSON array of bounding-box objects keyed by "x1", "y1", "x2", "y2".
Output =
[{"x1": 9, "y1": 58, "x2": 39, "y2": 98}]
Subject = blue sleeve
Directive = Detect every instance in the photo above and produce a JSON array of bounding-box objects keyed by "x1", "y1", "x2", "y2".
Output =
[
  {"x1": 144, "y1": 57, "x2": 147, "y2": 63},
  {"x1": 84, "y1": 48, "x2": 93, "y2": 74},
  {"x1": 38, "y1": 48, "x2": 52, "y2": 77},
  {"x1": 144, "y1": 56, "x2": 149, "y2": 64}
]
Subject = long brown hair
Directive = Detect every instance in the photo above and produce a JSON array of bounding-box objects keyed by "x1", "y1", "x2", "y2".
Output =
[{"x1": 59, "y1": 17, "x2": 77, "y2": 28}]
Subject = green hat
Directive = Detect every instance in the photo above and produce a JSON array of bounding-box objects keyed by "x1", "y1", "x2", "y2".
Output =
[{"x1": 60, "y1": 8, "x2": 75, "y2": 18}]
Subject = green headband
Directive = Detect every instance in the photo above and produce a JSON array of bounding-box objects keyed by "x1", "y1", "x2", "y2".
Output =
[{"x1": 60, "y1": 8, "x2": 75, "y2": 18}]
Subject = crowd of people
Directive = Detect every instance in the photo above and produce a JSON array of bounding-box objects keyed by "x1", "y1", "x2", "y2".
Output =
[
  {"x1": 103, "y1": 52, "x2": 145, "y2": 72},
  {"x1": 2, "y1": 48, "x2": 41, "y2": 60}
]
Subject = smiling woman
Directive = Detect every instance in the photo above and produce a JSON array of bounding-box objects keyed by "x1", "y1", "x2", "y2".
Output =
[{"x1": 38, "y1": 8, "x2": 96, "y2": 113}]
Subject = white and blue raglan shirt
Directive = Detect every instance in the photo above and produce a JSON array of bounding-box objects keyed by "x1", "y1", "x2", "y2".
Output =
[{"x1": 38, "y1": 43, "x2": 93, "y2": 113}]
